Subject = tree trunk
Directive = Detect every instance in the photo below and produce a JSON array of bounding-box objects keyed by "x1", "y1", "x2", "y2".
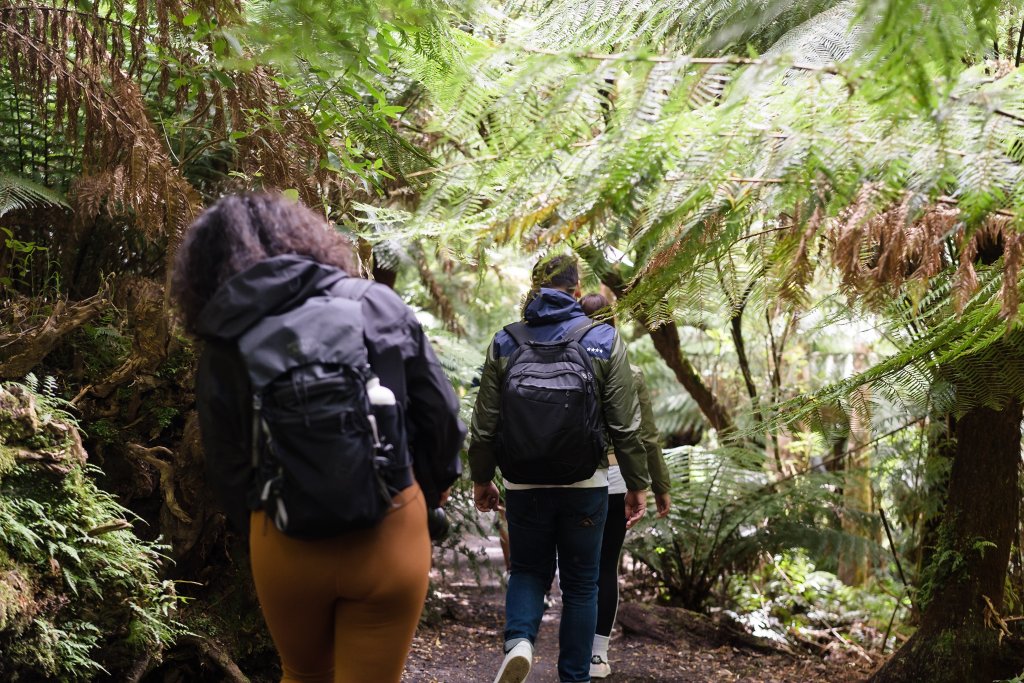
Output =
[
  {"x1": 646, "y1": 320, "x2": 736, "y2": 436},
  {"x1": 870, "y1": 398, "x2": 1023, "y2": 683},
  {"x1": 596, "y1": 265, "x2": 736, "y2": 437}
]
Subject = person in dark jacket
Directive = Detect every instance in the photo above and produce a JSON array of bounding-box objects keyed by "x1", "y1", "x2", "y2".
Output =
[
  {"x1": 470, "y1": 255, "x2": 650, "y2": 683},
  {"x1": 171, "y1": 192, "x2": 465, "y2": 683},
  {"x1": 578, "y1": 293, "x2": 672, "y2": 679}
]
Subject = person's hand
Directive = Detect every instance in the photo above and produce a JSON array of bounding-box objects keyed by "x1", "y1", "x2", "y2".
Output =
[
  {"x1": 438, "y1": 487, "x2": 452, "y2": 507},
  {"x1": 474, "y1": 482, "x2": 502, "y2": 513},
  {"x1": 655, "y1": 491, "x2": 671, "y2": 518},
  {"x1": 624, "y1": 489, "x2": 648, "y2": 529}
]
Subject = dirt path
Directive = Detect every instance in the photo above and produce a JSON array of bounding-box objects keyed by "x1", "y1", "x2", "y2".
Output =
[{"x1": 403, "y1": 534, "x2": 874, "y2": 683}]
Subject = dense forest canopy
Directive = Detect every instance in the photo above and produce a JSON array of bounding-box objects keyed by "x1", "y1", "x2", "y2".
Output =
[{"x1": 1, "y1": 0, "x2": 1024, "y2": 681}]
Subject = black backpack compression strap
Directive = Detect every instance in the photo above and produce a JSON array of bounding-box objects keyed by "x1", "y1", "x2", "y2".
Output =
[{"x1": 327, "y1": 276, "x2": 407, "y2": 404}]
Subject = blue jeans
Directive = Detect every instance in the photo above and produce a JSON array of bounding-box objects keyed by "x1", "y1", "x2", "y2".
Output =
[{"x1": 504, "y1": 487, "x2": 609, "y2": 683}]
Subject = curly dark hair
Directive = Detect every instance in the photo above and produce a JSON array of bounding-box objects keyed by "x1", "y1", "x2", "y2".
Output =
[{"x1": 171, "y1": 193, "x2": 356, "y2": 334}]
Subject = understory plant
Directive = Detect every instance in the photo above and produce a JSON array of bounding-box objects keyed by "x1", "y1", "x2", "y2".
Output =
[
  {"x1": 726, "y1": 550, "x2": 908, "y2": 651},
  {"x1": 0, "y1": 382, "x2": 183, "y2": 681},
  {"x1": 626, "y1": 445, "x2": 879, "y2": 610}
]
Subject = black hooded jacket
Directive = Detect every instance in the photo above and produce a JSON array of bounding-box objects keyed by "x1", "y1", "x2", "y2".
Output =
[{"x1": 193, "y1": 254, "x2": 466, "y2": 534}]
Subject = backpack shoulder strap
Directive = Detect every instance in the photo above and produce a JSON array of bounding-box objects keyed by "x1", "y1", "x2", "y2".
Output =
[
  {"x1": 324, "y1": 276, "x2": 410, "y2": 406},
  {"x1": 503, "y1": 321, "x2": 533, "y2": 347},
  {"x1": 564, "y1": 316, "x2": 597, "y2": 343},
  {"x1": 329, "y1": 275, "x2": 374, "y2": 301}
]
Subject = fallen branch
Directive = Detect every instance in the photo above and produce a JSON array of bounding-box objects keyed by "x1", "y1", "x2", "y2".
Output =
[
  {"x1": 616, "y1": 602, "x2": 792, "y2": 656},
  {"x1": 87, "y1": 519, "x2": 132, "y2": 536},
  {"x1": 0, "y1": 287, "x2": 109, "y2": 378},
  {"x1": 181, "y1": 635, "x2": 250, "y2": 683},
  {"x1": 127, "y1": 443, "x2": 193, "y2": 524},
  {"x1": 12, "y1": 448, "x2": 74, "y2": 474}
]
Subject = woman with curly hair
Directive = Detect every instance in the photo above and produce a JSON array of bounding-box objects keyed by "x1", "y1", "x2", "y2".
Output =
[{"x1": 172, "y1": 193, "x2": 465, "y2": 683}]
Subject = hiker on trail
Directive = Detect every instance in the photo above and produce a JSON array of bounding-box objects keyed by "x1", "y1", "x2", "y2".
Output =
[
  {"x1": 172, "y1": 193, "x2": 465, "y2": 683},
  {"x1": 578, "y1": 292, "x2": 673, "y2": 680},
  {"x1": 469, "y1": 254, "x2": 651, "y2": 683}
]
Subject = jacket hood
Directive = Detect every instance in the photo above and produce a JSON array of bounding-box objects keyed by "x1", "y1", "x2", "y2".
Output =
[
  {"x1": 195, "y1": 254, "x2": 345, "y2": 340},
  {"x1": 524, "y1": 288, "x2": 585, "y2": 325}
]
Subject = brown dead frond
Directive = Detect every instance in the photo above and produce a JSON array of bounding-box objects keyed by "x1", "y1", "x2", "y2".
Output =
[
  {"x1": 833, "y1": 187, "x2": 963, "y2": 305},
  {"x1": 832, "y1": 183, "x2": 882, "y2": 291},
  {"x1": 227, "y1": 67, "x2": 328, "y2": 205},
  {"x1": 2, "y1": 1, "x2": 330, "y2": 250},
  {"x1": 777, "y1": 194, "x2": 828, "y2": 304},
  {"x1": 999, "y1": 224, "x2": 1022, "y2": 319},
  {"x1": 831, "y1": 186, "x2": 1024, "y2": 318},
  {"x1": 0, "y1": 1, "x2": 202, "y2": 243}
]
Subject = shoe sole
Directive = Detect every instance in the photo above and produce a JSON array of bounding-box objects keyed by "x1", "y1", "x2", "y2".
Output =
[{"x1": 496, "y1": 655, "x2": 531, "y2": 683}]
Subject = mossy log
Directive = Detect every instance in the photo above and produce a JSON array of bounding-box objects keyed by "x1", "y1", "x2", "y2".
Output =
[{"x1": 616, "y1": 601, "x2": 790, "y2": 655}]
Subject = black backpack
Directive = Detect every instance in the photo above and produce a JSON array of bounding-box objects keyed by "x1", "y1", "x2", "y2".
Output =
[
  {"x1": 238, "y1": 276, "x2": 411, "y2": 539},
  {"x1": 496, "y1": 317, "x2": 606, "y2": 485}
]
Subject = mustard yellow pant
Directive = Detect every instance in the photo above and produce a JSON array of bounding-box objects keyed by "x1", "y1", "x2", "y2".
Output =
[{"x1": 249, "y1": 484, "x2": 431, "y2": 683}]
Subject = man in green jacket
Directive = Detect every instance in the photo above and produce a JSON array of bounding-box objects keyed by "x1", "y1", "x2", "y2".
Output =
[{"x1": 470, "y1": 255, "x2": 650, "y2": 683}]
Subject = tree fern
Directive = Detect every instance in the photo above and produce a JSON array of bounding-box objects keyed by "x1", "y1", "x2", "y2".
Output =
[{"x1": 627, "y1": 444, "x2": 880, "y2": 609}]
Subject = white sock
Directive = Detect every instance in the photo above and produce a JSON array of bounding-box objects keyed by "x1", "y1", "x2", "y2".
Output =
[{"x1": 592, "y1": 633, "x2": 610, "y2": 659}]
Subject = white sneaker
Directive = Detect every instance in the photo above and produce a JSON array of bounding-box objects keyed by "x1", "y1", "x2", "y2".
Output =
[
  {"x1": 590, "y1": 654, "x2": 612, "y2": 679},
  {"x1": 494, "y1": 641, "x2": 533, "y2": 683}
]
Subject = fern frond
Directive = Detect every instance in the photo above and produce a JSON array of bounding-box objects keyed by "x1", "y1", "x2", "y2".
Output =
[{"x1": 0, "y1": 173, "x2": 68, "y2": 218}]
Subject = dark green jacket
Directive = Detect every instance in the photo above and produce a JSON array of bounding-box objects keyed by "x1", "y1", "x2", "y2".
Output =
[
  {"x1": 632, "y1": 366, "x2": 672, "y2": 495},
  {"x1": 467, "y1": 289, "x2": 650, "y2": 491}
]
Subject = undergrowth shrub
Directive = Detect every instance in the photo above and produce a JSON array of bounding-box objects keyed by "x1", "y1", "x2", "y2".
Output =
[
  {"x1": 626, "y1": 445, "x2": 879, "y2": 610},
  {"x1": 726, "y1": 550, "x2": 908, "y2": 651},
  {"x1": 0, "y1": 382, "x2": 183, "y2": 681}
]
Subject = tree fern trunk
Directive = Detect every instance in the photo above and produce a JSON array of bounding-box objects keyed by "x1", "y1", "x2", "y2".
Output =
[
  {"x1": 594, "y1": 262, "x2": 736, "y2": 436},
  {"x1": 645, "y1": 320, "x2": 736, "y2": 436},
  {"x1": 870, "y1": 398, "x2": 1023, "y2": 683}
]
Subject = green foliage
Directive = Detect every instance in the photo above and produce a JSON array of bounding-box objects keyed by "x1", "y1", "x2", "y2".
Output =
[
  {"x1": 75, "y1": 313, "x2": 131, "y2": 379},
  {"x1": 760, "y1": 267, "x2": 1024, "y2": 445},
  {"x1": 0, "y1": 173, "x2": 68, "y2": 218},
  {"x1": 241, "y1": 0, "x2": 469, "y2": 188},
  {"x1": 0, "y1": 383, "x2": 183, "y2": 681},
  {"x1": 727, "y1": 550, "x2": 908, "y2": 650},
  {"x1": 0, "y1": 172, "x2": 64, "y2": 292},
  {"x1": 381, "y1": 0, "x2": 1024, "y2": 362},
  {"x1": 626, "y1": 445, "x2": 880, "y2": 609}
]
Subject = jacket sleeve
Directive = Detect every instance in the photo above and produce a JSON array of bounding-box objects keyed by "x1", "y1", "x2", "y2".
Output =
[
  {"x1": 634, "y1": 368, "x2": 672, "y2": 495},
  {"x1": 358, "y1": 283, "x2": 465, "y2": 509},
  {"x1": 404, "y1": 319, "x2": 466, "y2": 508},
  {"x1": 195, "y1": 343, "x2": 256, "y2": 535},
  {"x1": 467, "y1": 337, "x2": 502, "y2": 483},
  {"x1": 600, "y1": 333, "x2": 650, "y2": 491}
]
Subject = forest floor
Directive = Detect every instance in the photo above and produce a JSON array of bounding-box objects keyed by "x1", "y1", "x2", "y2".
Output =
[{"x1": 404, "y1": 535, "x2": 878, "y2": 683}]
